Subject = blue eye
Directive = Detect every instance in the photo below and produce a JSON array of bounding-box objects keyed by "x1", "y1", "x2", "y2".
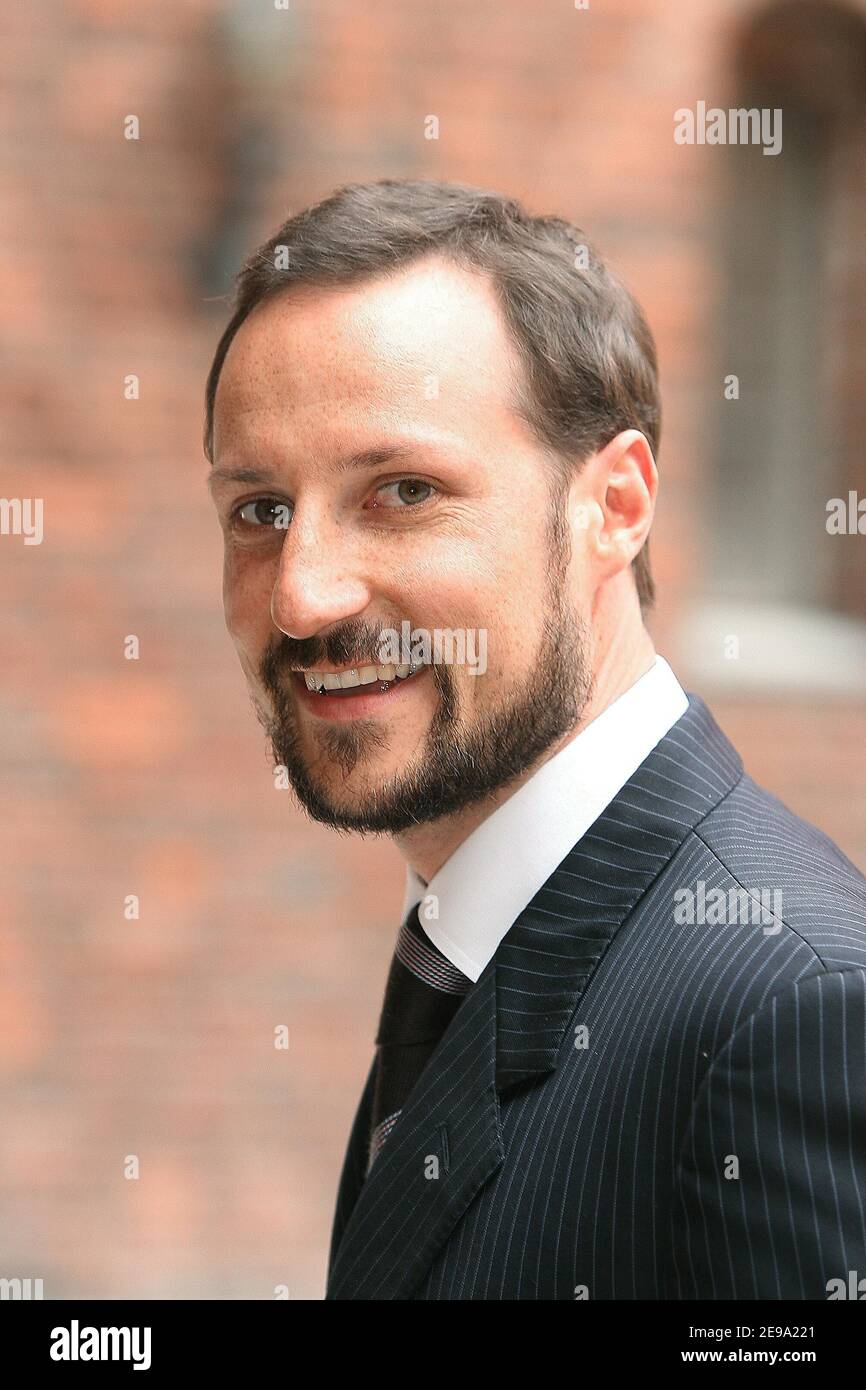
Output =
[
  {"x1": 373, "y1": 479, "x2": 435, "y2": 508},
  {"x1": 237, "y1": 498, "x2": 293, "y2": 528}
]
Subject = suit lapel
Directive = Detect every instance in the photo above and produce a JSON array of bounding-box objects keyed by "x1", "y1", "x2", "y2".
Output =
[
  {"x1": 326, "y1": 963, "x2": 503, "y2": 1299},
  {"x1": 494, "y1": 693, "x2": 743, "y2": 1090},
  {"x1": 326, "y1": 1053, "x2": 378, "y2": 1279},
  {"x1": 326, "y1": 694, "x2": 743, "y2": 1298}
]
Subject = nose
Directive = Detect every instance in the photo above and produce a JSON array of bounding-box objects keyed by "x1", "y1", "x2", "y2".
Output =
[{"x1": 269, "y1": 511, "x2": 372, "y2": 640}]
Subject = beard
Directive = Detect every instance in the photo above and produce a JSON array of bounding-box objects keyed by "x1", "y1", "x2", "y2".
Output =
[{"x1": 252, "y1": 491, "x2": 594, "y2": 834}]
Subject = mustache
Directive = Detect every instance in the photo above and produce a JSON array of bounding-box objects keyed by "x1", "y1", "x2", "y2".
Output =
[
  {"x1": 260, "y1": 622, "x2": 456, "y2": 719},
  {"x1": 261, "y1": 621, "x2": 398, "y2": 685}
]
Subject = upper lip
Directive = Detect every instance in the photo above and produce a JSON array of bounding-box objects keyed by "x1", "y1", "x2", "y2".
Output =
[{"x1": 291, "y1": 662, "x2": 384, "y2": 675}]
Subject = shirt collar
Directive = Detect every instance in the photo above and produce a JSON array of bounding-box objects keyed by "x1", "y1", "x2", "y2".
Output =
[{"x1": 400, "y1": 654, "x2": 689, "y2": 981}]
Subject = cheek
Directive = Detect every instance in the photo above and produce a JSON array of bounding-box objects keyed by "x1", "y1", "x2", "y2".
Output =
[
  {"x1": 418, "y1": 569, "x2": 524, "y2": 690},
  {"x1": 223, "y1": 553, "x2": 276, "y2": 657},
  {"x1": 478, "y1": 573, "x2": 549, "y2": 690}
]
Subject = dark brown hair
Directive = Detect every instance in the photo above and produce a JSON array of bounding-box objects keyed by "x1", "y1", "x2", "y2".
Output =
[{"x1": 204, "y1": 178, "x2": 659, "y2": 609}]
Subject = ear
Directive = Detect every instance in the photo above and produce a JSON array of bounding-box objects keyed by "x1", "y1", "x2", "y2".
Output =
[{"x1": 584, "y1": 429, "x2": 657, "y2": 584}]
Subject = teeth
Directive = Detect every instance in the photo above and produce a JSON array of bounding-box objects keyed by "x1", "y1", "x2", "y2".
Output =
[{"x1": 302, "y1": 663, "x2": 421, "y2": 692}]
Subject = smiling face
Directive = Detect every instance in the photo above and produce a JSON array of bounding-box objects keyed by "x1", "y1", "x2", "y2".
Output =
[{"x1": 209, "y1": 254, "x2": 596, "y2": 833}]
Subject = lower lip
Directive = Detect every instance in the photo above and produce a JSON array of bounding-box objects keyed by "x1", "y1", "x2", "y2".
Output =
[{"x1": 290, "y1": 668, "x2": 431, "y2": 722}]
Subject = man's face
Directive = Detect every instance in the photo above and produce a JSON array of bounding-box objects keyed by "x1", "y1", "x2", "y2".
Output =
[{"x1": 209, "y1": 254, "x2": 594, "y2": 832}]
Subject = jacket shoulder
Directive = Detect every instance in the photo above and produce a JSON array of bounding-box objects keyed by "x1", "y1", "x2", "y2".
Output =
[{"x1": 691, "y1": 772, "x2": 866, "y2": 972}]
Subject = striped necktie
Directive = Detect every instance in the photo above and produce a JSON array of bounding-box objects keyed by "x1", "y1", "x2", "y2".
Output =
[{"x1": 367, "y1": 903, "x2": 473, "y2": 1173}]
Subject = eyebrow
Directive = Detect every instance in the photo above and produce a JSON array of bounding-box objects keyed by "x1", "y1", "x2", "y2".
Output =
[{"x1": 207, "y1": 444, "x2": 420, "y2": 490}]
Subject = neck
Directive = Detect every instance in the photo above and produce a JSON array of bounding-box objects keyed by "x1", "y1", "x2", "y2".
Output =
[{"x1": 395, "y1": 600, "x2": 656, "y2": 884}]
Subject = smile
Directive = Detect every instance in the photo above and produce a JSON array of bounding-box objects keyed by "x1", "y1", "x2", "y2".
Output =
[
  {"x1": 289, "y1": 661, "x2": 430, "y2": 720},
  {"x1": 295, "y1": 662, "x2": 424, "y2": 697}
]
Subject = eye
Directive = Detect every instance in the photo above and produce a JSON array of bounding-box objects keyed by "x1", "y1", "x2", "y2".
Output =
[
  {"x1": 369, "y1": 478, "x2": 436, "y2": 509},
  {"x1": 235, "y1": 497, "x2": 293, "y2": 528}
]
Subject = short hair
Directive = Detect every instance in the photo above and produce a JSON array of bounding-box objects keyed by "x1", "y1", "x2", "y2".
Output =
[{"x1": 204, "y1": 178, "x2": 660, "y2": 609}]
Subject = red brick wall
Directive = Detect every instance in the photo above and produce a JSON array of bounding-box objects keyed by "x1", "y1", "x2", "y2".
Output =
[{"x1": 2, "y1": 0, "x2": 864, "y2": 1299}]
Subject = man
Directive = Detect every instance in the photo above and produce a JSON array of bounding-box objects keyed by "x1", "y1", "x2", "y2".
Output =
[{"x1": 204, "y1": 178, "x2": 866, "y2": 1300}]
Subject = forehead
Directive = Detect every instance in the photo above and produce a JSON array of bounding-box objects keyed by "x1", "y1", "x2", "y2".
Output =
[{"x1": 211, "y1": 254, "x2": 525, "y2": 459}]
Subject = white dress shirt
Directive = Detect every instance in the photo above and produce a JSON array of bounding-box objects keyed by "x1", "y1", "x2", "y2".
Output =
[{"x1": 400, "y1": 654, "x2": 689, "y2": 982}]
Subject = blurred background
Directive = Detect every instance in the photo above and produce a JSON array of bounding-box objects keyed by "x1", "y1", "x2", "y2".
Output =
[{"x1": 2, "y1": 0, "x2": 865, "y2": 1300}]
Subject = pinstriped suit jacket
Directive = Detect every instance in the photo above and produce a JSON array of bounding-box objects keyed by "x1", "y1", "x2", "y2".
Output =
[{"x1": 325, "y1": 694, "x2": 866, "y2": 1299}]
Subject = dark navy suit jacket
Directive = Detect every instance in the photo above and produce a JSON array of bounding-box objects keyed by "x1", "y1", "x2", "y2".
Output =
[{"x1": 326, "y1": 694, "x2": 866, "y2": 1299}]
